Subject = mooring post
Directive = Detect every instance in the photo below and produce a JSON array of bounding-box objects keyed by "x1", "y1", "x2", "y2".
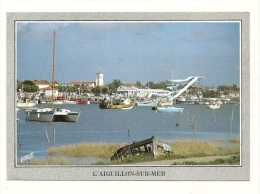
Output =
[
  {"x1": 53, "y1": 128, "x2": 55, "y2": 143},
  {"x1": 194, "y1": 118, "x2": 198, "y2": 134},
  {"x1": 176, "y1": 110, "x2": 180, "y2": 126},
  {"x1": 230, "y1": 105, "x2": 236, "y2": 131},
  {"x1": 212, "y1": 110, "x2": 216, "y2": 124},
  {"x1": 186, "y1": 107, "x2": 189, "y2": 126},
  {"x1": 190, "y1": 109, "x2": 196, "y2": 125},
  {"x1": 45, "y1": 127, "x2": 50, "y2": 144},
  {"x1": 128, "y1": 127, "x2": 130, "y2": 137},
  {"x1": 226, "y1": 105, "x2": 236, "y2": 131},
  {"x1": 226, "y1": 116, "x2": 232, "y2": 130}
]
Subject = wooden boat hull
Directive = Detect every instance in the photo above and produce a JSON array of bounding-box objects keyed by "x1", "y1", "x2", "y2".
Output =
[{"x1": 99, "y1": 103, "x2": 134, "y2": 109}]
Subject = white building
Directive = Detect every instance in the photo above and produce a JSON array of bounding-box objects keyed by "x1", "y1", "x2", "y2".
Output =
[
  {"x1": 33, "y1": 81, "x2": 50, "y2": 89},
  {"x1": 117, "y1": 84, "x2": 169, "y2": 98},
  {"x1": 41, "y1": 87, "x2": 59, "y2": 98},
  {"x1": 96, "y1": 72, "x2": 104, "y2": 86}
]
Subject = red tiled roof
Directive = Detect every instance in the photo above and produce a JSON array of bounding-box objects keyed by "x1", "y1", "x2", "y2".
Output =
[
  {"x1": 33, "y1": 81, "x2": 49, "y2": 85},
  {"x1": 229, "y1": 90, "x2": 240, "y2": 94},
  {"x1": 69, "y1": 81, "x2": 94, "y2": 85},
  {"x1": 123, "y1": 83, "x2": 135, "y2": 87}
]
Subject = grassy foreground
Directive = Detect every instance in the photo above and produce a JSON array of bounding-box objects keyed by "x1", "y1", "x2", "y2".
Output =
[
  {"x1": 18, "y1": 138, "x2": 240, "y2": 165},
  {"x1": 48, "y1": 142, "x2": 127, "y2": 158},
  {"x1": 171, "y1": 155, "x2": 240, "y2": 165}
]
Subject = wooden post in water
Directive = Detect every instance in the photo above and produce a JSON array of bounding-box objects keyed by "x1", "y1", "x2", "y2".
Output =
[
  {"x1": 176, "y1": 110, "x2": 180, "y2": 126},
  {"x1": 186, "y1": 107, "x2": 189, "y2": 126},
  {"x1": 53, "y1": 128, "x2": 56, "y2": 143},
  {"x1": 194, "y1": 118, "x2": 198, "y2": 134},
  {"x1": 230, "y1": 105, "x2": 236, "y2": 131},
  {"x1": 226, "y1": 105, "x2": 236, "y2": 131},
  {"x1": 190, "y1": 109, "x2": 196, "y2": 125},
  {"x1": 128, "y1": 127, "x2": 130, "y2": 137},
  {"x1": 45, "y1": 127, "x2": 50, "y2": 144},
  {"x1": 212, "y1": 110, "x2": 216, "y2": 124}
]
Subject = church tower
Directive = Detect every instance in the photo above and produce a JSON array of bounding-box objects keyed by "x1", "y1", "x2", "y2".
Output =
[{"x1": 96, "y1": 72, "x2": 104, "y2": 86}]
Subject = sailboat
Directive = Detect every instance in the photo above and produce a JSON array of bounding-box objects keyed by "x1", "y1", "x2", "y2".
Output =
[{"x1": 25, "y1": 30, "x2": 80, "y2": 122}]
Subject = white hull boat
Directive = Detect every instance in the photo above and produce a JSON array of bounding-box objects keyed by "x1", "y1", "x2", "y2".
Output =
[
  {"x1": 176, "y1": 96, "x2": 186, "y2": 102},
  {"x1": 156, "y1": 106, "x2": 184, "y2": 113},
  {"x1": 53, "y1": 108, "x2": 80, "y2": 122},
  {"x1": 53, "y1": 101, "x2": 64, "y2": 105},
  {"x1": 63, "y1": 100, "x2": 77, "y2": 104},
  {"x1": 136, "y1": 102, "x2": 157, "y2": 107},
  {"x1": 206, "y1": 104, "x2": 221, "y2": 109},
  {"x1": 17, "y1": 102, "x2": 36, "y2": 108},
  {"x1": 25, "y1": 108, "x2": 54, "y2": 122}
]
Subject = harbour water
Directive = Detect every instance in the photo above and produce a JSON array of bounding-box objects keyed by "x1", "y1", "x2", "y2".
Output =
[{"x1": 16, "y1": 103, "x2": 240, "y2": 163}]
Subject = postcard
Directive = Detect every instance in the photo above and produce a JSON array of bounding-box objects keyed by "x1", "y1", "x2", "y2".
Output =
[{"x1": 6, "y1": 12, "x2": 249, "y2": 181}]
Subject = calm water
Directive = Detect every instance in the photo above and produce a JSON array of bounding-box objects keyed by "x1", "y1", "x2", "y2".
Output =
[{"x1": 16, "y1": 103, "x2": 240, "y2": 161}]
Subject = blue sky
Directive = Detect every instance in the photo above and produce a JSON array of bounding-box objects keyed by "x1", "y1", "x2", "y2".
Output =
[{"x1": 17, "y1": 21, "x2": 240, "y2": 88}]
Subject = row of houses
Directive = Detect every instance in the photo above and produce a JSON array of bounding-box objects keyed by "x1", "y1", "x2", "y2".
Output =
[
  {"x1": 31, "y1": 80, "x2": 240, "y2": 99},
  {"x1": 33, "y1": 72, "x2": 104, "y2": 89},
  {"x1": 33, "y1": 80, "x2": 96, "y2": 89}
]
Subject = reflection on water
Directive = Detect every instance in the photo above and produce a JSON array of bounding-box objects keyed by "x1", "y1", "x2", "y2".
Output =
[{"x1": 17, "y1": 103, "x2": 240, "y2": 163}]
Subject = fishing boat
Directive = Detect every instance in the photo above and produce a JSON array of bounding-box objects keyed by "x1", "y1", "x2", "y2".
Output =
[
  {"x1": 26, "y1": 30, "x2": 80, "y2": 122},
  {"x1": 121, "y1": 103, "x2": 134, "y2": 110},
  {"x1": 99, "y1": 98, "x2": 134, "y2": 109},
  {"x1": 77, "y1": 99, "x2": 87, "y2": 104},
  {"x1": 77, "y1": 98, "x2": 92, "y2": 104}
]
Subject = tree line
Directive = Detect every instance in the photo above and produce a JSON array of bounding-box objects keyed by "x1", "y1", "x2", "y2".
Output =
[{"x1": 17, "y1": 79, "x2": 239, "y2": 97}]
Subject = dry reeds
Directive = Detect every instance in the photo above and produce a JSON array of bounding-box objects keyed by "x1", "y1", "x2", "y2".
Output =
[
  {"x1": 47, "y1": 138, "x2": 240, "y2": 159},
  {"x1": 213, "y1": 137, "x2": 240, "y2": 143},
  {"x1": 48, "y1": 142, "x2": 127, "y2": 158},
  {"x1": 168, "y1": 140, "x2": 240, "y2": 158}
]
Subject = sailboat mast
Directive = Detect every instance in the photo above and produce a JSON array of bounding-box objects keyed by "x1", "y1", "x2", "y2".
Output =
[
  {"x1": 172, "y1": 69, "x2": 173, "y2": 105},
  {"x1": 51, "y1": 30, "x2": 56, "y2": 111}
]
